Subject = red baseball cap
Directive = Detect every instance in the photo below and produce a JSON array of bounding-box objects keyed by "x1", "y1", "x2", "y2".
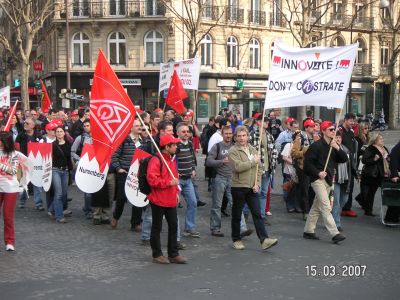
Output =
[
  {"x1": 154, "y1": 108, "x2": 163, "y2": 113},
  {"x1": 52, "y1": 119, "x2": 64, "y2": 127},
  {"x1": 184, "y1": 111, "x2": 194, "y2": 118},
  {"x1": 304, "y1": 119, "x2": 315, "y2": 128},
  {"x1": 70, "y1": 111, "x2": 78, "y2": 117},
  {"x1": 160, "y1": 134, "x2": 180, "y2": 147},
  {"x1": 253, "y1": 112, "x2": 262, "y2": 120},
  {"x1": 320, "y1": 121, "x2": 334, "y2": 131},
  {"x1": 45, "y1": 122, "x2": 57, "y2": 131},
  {"x1": 287, "y1": 117, "x2": 295, "y2": 123}
]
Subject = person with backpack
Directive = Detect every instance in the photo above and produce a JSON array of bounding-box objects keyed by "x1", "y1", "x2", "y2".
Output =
[{"x1": 147, "y1": 134, "x2": 187, "y2": 264}]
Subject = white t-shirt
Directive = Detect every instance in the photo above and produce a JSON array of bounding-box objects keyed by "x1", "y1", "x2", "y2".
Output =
[{"x1": 207, "y1": 131, "x2": 223, "y2": 153}]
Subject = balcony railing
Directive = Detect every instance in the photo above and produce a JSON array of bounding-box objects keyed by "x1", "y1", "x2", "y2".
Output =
[
  {"x1": 225, "y1": 6, "x2": 244, "y2": 23},
  {"x1": 327, "y1": 14, "x2": 374, "y2": 30},
  {"x1": 70, "y1": 1, "x2": 166, "y2": 18},
  {"x1": 352, "y1": 63, "x2": 372, "y2": 76},
  {"x1": 248, "y1": 10, "x2": 266, "y2": 26},
  {"x1": 269, "y1": 12, "x2": 286, "y2": 27},
  {"x1": 202, "y1": 5, "x2": 221, "y2": 21}
]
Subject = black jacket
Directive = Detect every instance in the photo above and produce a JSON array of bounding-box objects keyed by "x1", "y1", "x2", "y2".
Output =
[
  {"x1": 361, "y1": 145, "x2": 388, "y2": 184},
  {"x1": 304, "y1": 138, "x2": 348, "y2": 185},
  {"x1": 15, "y1": 131, "x2": 43, "y2": 155}
]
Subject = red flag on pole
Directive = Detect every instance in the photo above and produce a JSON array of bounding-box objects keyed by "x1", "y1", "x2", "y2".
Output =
[
  {"x1": 40, "y1": 79, "x2": 52, "y2": 113},
  {"x1": 165, "y1": 70, "x2": 187, "y2": 114},
  {"x1": 131, "y1": 148, "x2": 152, "y2": 164},
  {"x1": 3, "y1": 100, "x2": 18, "y2": 131},
  {"x1": 90, "y1": 49, "x2": 136, "y2": 171}
]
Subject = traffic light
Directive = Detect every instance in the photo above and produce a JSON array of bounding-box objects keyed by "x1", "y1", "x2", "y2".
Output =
[
  {"x1": 236, "y1": 79, "x2": 244, "y2": 90},
  {"x1": 14, "y1": 79, "x2": 21, "y2": 87}
]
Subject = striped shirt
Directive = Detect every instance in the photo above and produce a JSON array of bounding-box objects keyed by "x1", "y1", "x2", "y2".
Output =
[{"x1": 176, "y1": 141, "x2": 196, "y2": 179}]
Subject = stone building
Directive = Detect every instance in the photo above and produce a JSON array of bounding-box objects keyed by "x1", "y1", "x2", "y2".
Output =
[{"x1": 2, "y1": 0, "x2": 399, "y2": 127}]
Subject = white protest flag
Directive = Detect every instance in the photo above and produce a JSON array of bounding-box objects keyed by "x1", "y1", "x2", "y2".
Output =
[
  {"x1": 159, "y1": 57, "x2": 200, "y2": 92},
  {"x1": 264, "y1": 42, "x2": 358, "y2": 110},
  {"x1": 0, "y1": 86, "x2": 11, "y2": 107}
]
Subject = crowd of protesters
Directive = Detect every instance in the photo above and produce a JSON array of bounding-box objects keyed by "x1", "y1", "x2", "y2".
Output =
[{"x1": 0, "y1": 105, "x2": 399, "y2": 263}]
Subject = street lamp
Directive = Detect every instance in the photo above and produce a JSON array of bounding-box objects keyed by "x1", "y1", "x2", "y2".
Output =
[{"x1": 65, "y1": 0, "x2": 71, "y2": 90}]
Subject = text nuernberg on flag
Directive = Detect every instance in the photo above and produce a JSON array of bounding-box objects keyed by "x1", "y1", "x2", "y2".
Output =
[{"x1": 264, "y1": 42, "x2": 358, "y2": 110}]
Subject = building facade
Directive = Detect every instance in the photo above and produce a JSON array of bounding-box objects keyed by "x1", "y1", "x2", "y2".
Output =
[{"x1": 2, "y1": 0, "x2": 399, "y2": 126}]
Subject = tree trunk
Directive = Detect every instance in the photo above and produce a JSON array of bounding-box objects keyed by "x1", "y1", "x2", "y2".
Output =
[
  {"x1": 21, "y1": 62, "x2": 30, "y2": 110},
  {"x1": 389, "y1": 68, "x2": 397, "y2": 129}
]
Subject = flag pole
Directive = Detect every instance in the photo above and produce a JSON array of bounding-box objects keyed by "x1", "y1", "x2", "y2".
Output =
[
  {"x1": 323, "y1": 106, "x2": 344, "y2": 172},
  {"x1": 135, "y1": 110, "x2": 178, "y2": 180},
  {"x1": 254, "y1": 107, "x2": 267, "y2": 187},
  {"x1": 3, "y1": 100, "x2": 19, "y2": 131}
]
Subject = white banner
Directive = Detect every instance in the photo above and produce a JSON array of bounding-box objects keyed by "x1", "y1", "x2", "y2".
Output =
[
  {"x1": 125, "y1": 159, "x2": 149, "y2": 207},
  {"x1": 264, "y1": 42, "x2": 358, "y2": 110},
  {"x1": 0, "y1": 86, "x2": 10, "y2": 107},
  {"x1": 159, "y1": 58, "x2": 201, "y2": 91}
]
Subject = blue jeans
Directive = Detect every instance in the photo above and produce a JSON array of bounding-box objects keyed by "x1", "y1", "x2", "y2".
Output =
[
  {"x1": 141, "y1": 204, "x2": 181, "y2": 242},
  {"x1": 19, "y1": 184, "x2": 43, "y2": 207},
  {"x1": 332, "y1": 183, "x2": 348, "y2": 227},
  {"x1": 192, "y1": 178, "x2": 200, "y2": 202},
  {"x1": 50, "y1": 169, "x2": 69, "y2": 221},
  {"x1": 210, "y1": 175, "x2": 233, "y2": 231},
  {"x1": 179, "y1": 178, "x2": 197, "y2": 231},
  {"x1": 83, "y1": 193, "x2": 92, "y2": 215},
  {"x1": 258, "y1": 172, "x2": 270, "y2": 219}
]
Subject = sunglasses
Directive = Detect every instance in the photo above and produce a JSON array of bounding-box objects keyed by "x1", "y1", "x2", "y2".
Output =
[{"x1": 328, "y1": 128, "x2": 336, "y2": 132}]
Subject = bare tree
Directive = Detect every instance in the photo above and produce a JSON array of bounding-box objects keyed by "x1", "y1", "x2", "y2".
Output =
[
  {"x1": 161, "y1": 0, "x2": 225, "y2": 58},
  {"x1": 0, "y1": 0, "x2": 58, "y2": 109}
]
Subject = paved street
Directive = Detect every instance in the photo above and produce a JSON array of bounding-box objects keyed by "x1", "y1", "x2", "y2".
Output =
[{"x1": 1, "y1": 131, "x2": 399, "y2": 300}]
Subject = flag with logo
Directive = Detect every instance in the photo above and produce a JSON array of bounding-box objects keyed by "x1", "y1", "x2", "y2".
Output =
[
  {"x1": 264, "y1": 42, "x2": 358, "y2": 110},
  {"x1": 40, "y1": 79, "x2": 52, "y2": 113},
  {"x1": 90, "y1": 49, "x2": 137, "y2": 171},
  {"x1": 165, "y1": 70, "x2": 187, "y2": 114}
]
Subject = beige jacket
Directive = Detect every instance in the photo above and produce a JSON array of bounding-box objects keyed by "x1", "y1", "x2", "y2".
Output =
[{"x1": 228, "y1": 144, "x2": 262, "y2": 188}]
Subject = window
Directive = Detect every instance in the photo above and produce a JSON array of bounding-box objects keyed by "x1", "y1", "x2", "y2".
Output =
[
  {"x1": 145, "y1": 31, "x2": 163, "y2": 65},
  {"x1": 250, "y1": 0, "x2": 260, "y2": 23},
  {"x1": 310, "y1": 36, "x2": 319, "y2": 48},
  {"x1": 270, "y1": 42, "x2": 275, "y2": 61},
  {"x1": 249, "y1": 38, "x2": 260, "y2": 69},
  {"x1": 228, "y1": 0, "x2": 239, "y2": 21},
  {"x1": 200, "y1": 34, "x2": 212, "y2": 66},
  {"x1": 110, "y1": 0, "x2": 126, "y2": 16},
  {"x1": 72, "y1": 0, "x2": 89, "y2": 17},
  {"x1": 380, "y1": 41, "x2": 390, "y2": 65},
  {"x1": 333, "y1": 1, "x2": 343, "y2": 20},
  {"x1": 146, "y1": 0, "x2": 165, "y2": 16},
  {"x1": 227, "y1": 36, "x2": 238, "y2": 68},
  {"x1": 272, "y1": 0, "x2": 282, "y2": 26},
  {"x1": 108, "y1": 32, "x2": 126, "y2": 65},
  {"x1": 203, "y1": 0, "x2": 213, "y2": 19},
  {"x1": 72, "y1": 32, "x2": 90, "y2": 65},
  {"x1": 356, "y1": 38, "x2": 366, "y2": 64},
  {"x1": 311, "y1": 0, "x2": 320, "y2": 20},
  {"x1": 355, "y1": 2, "x2": 364, "y2": 22},
  {"x1": 330, "y1": 36, "x2": 345, "y2": 47}
]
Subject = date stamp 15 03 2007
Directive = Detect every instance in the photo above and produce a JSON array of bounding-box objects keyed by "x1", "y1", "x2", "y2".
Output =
[{"x1": 305, "y1": 265, "x2": 367, "y2": 278}]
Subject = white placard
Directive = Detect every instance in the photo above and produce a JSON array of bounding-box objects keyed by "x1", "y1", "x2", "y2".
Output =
[
  {"x1": 0, "y1": 86, "x2": 10, "y2": 107},
  {"x1": 159, "y1": 57, "x2": 201, "y2": 91}
]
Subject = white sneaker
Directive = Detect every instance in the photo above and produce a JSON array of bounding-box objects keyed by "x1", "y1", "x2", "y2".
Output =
[
  {"x1": 232, "y1": 240, "x2": 245, "y2": 250},
  {"x1": 261, "y1": 238, "x2": 278, "y2": 250},
  {"x1": 6, "y1": 244, "x2": 15, "y2": 251},
  {"x1": 266, "y1": 211, "x2": 272, "y2": 216}
]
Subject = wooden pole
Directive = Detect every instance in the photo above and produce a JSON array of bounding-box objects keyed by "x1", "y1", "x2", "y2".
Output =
[
  {"x1": 323, "y1": 107, "x2": 344, "y2": 172},
  {"x1": 254, "y1": 107, "x2": 267, "y2": 186},
  {"x1": 135, "y1": 111, "x2": 177, "y2": 180}
]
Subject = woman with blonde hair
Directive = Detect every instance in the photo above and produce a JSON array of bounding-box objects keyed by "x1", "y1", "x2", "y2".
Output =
[{"x1": 356, "y1": 133, "x2": 390, "y2": 216}]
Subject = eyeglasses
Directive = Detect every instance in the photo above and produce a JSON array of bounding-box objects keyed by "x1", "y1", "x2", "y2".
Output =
[{"x1": 328, "y1": 128, "x2": 335, "y2": 132}]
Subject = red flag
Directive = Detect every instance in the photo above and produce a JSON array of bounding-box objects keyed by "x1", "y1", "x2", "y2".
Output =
[
  {"x1": 165, "y1": 70, "x2": 187, "y2": 114},
  {"x1": 3, "y1": 100, "x2": 18, "y2": 131},
  {"x1": 131, "y1": 148, "x2": 152, "y2": 164},
  {"x1": 40, "y1": 79, "x2": 52, "y2": 113},
  {"x1": 90, "y1": 49, "x2": 136, "y2": 171}
]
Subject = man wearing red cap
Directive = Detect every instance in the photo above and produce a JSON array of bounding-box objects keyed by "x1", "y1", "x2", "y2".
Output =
[
  {"x1": 147, "y1": 134, "x2": 187, "y2": 264},
  {"x1": 291, "y1": 119, "x2": 316, "y2": 220},
  {"x1": 303, "y1": 121, "x2": 348, "y2": 243}
]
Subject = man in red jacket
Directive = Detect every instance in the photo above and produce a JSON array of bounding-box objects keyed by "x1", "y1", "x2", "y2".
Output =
[{"x1": 147, "y1": 134, "x2": 187, "y2": 264}]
